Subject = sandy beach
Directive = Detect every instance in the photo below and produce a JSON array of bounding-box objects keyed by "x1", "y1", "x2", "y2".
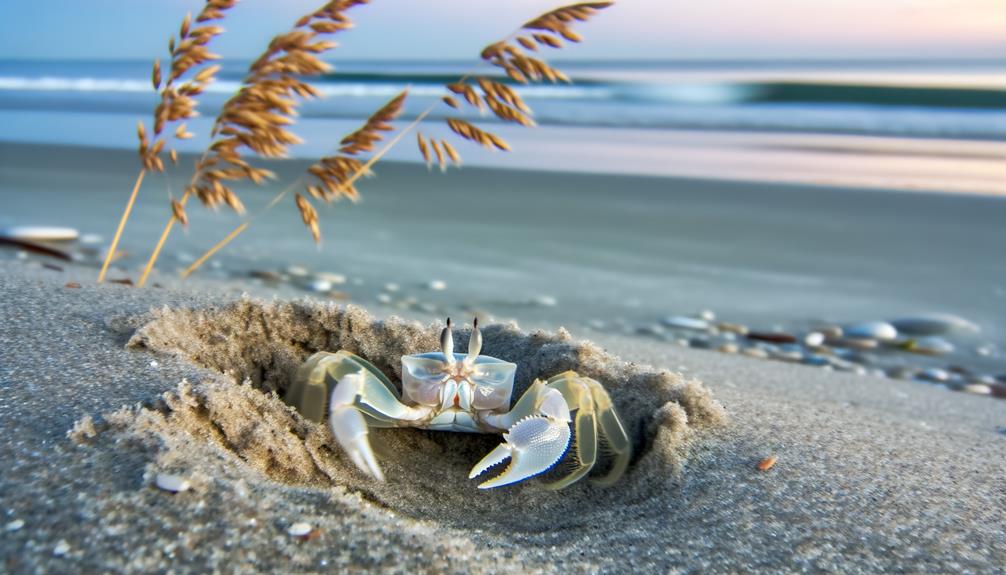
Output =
[
  {"x1": 1, "y1": 258, "x2": 1004, "y2": 573},
  {"x1": 2, "y1": 40, "x2": 1006, "y2": 573}
]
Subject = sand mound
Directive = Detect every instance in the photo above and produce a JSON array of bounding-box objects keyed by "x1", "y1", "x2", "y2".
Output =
[{"x1": 101, "y1": 299, "x2": 724, "y2": 534}]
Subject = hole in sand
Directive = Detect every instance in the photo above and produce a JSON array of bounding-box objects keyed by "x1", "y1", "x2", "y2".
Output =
[{"x1": 118, "y1": 300, "x2": 726, "y2": 533}]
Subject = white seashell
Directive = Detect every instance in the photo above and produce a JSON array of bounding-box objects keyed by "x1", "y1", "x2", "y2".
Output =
[
  {"x1": 155, "y1": 473, "x2": 191, "y2": 493},
  {"x1": 288, "y1": 522, "x2": 313, "y2": 537},
  {"x1": 1, "y1": 226, "x2": 79, "y2": 242}
]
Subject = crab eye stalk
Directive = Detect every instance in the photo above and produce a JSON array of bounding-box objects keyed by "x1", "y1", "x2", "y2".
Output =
[
  {"x1": 440, "y1": 317, "x2": 456, "y2": 365},
  {"x1": 466, "y1": 317, "x2": 483, "y2": 364}
]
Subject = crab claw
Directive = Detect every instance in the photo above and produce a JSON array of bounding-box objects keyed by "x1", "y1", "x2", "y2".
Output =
[
  {"x1": 469, "y1": 411, "x2": 571, "y2": 489},
  {"x1": 329, "y1": 372, "x2": 385, "y2": 481}
]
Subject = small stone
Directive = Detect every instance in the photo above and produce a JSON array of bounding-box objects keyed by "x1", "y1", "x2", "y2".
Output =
[
  {"x1": 803, "y1": 332, "x2": 825, "y2": 347},
  {"x1": 909, "y1": 336, "x2": 955, "y2": 355},
  {"x1": 5, "y1": 519, "x2": 24, "y2": 531},
  {"x1": 315, "y1": 272, "x2": 347, "y2": 284},
  {"x1": 53, "y1": 540, "x2": 70, "y2": 556},
  {"x1": 698, "y1": 310, "x2": 716, "y2": 321},
  {"x1": 1, "y1": 226, "x2": 79, "y2": 241},
  {"x1": 886, "y1": 367, "x2": 916, "y2": 380},
  {"x1": 288, "y1": 522, "x2": 313, "y2": 538},
  {"x1": 844, "y1": 321, "x2": 898, "y2": 341},
  {"x1": 976, "y1": 344, "x2": 994, "y2": 357},
  {"x1": 818, "y1": 325, "x2": 843, "y2": 339},
  {"x1": 770, "y1": 349, "x2": 802, "y2": 362},
  {"x1": 742, "y1": 347, "x2": 769, "y2": 359},
  {"x1": 832, "y1": 337, "x2": 879, "y2": 350},
  {"x1": 635, "y1": 324, "x2": 665, "y2": 338},
  {"x1": 890, "y1": 314, "x2": 979, "y2": 336},
  {"x1": 802, "y1": 354, "x2": 829, "y2": 366},
  {"x1": 747, "y1": 331, "x2": 797, "y2": 344},
  {"x1": 530, "y1": 295, "x2": 557, "y2": 307},
  {"x1": 303, "y1": 279, "x2": 332, "y2": 293},
  {"x1": 717, "y1": 322, "x2": 749, "y2": 335},
  {"x1": 286, "y1": 265, "x2": 310, "y2": 277},
  {"x1": 155, "y1": 473, "x2": 191, "y2": 493},
  {"x1": 249, "y1": 270, "x2": 283, "y2": 282},
  {"x1": 384, "y1": 282, "x2": 400, "y2": 292},
  {"x1": 376, "y1": 293, "x2": 392, "y2": 304},
  {"x1": 427, "y1": 280, "x2": 447, "y2": 291},
  {"x1": 79, "y1": 233, "x2": 103, "y2": 245},
  {"x1": 716, "y1": 343, "x2": 739, "y2": 354},
  {"x1": 962, "y1": 383, "x2": 992, "y2": 395},
  {"x1": 689, "y1": 336, "x2": 712, "y2": 349},
  {"x1": 918, "y1": 368, "x2": 949, "y2": 383},
  {"x1": 149, "y1": 360, "x2": 159, "y2": 368},
  {"x1": 662, "y1": 316, "x2": 709, "y2": 331},
  {"x1": 970, "y1": 374, "x2": 997, "y2": 385}
]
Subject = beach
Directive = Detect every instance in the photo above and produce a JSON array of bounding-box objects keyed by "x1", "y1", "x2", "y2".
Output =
[
  {"x1": 2, "y1": 56, "x2": 1006, "y2": 573},
  {"x1": 1, "y1": 259, "x2": 1004, "y2": 573}
]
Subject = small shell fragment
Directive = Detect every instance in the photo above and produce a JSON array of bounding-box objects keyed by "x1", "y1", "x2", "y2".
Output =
[
  {"x1": 757, "y1": 455, "x2": 778, "y2": 472},
  {"x1": 53, "y1": 540, "x2": 70, "y2": 556},
  {"x1": 155, "y1": 473, "x2": 192, "y2": 493},
  {"x1": 288, "y1": 522, "x2": 313, "y2": 538},
  {"x1": 5, "y1": 519, "x2": 24, "y2": 531}
]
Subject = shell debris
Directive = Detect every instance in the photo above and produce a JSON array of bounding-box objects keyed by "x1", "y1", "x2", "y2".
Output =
[
  {"x1": 155, "y1": 473, "x2": 192, "y2": 493},
  {"x1": 757, "y1": 455, "x2": 778, "y2": 472}
]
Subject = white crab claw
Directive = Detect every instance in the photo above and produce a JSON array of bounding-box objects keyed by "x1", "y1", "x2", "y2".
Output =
[
  {"x1": 469, "y1": 415, "x2": 571, "y2": 489},
  {"x1": 329, "y1": 373, "x2": 384, "y2": 481}
]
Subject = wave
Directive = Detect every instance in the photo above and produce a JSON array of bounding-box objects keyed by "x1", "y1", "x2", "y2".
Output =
[{"x1": 3, "y1": 71, "x2": 1006, "y2": 109}]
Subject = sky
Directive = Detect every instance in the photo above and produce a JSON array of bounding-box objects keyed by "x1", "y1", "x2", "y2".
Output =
[{"x1": 0, "y1": 0, "x2": 1005, "y2": 61}]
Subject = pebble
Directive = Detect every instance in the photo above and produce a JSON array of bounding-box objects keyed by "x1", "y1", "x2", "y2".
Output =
[
  {"x1": 376, "y1": 293, "x2": 392, "y2": 304},
  {"x1": 53, "y1": 540, "x2": 70, "y2": 556},
  {"x1": 689, "y1": 337, "x2": 712, "y2": 349},
  {"x1": 5, "y1": 519, "x2": 24, "y2": 531},
  {"x1": 250, "y1": 270, "x2": 283, "y2": 282},
  {"x1": 315, "y1": 272, "x2": 347, "y2": 285},
  {"x1": 818, "y1": 325, "x2": 844, "y2": 339},
  {"x1": 844, "y1": 321, "x2": 898, "y2": 341},
  {"x1": 155, "y1": 473, "x2": 192, "y2": 493},
  {"x1": 698, "y1": 310, "x2": 716, "y2": 321},
  {"x1": 303, "y1": 279, "x2": 332, "y2": 293},
  {"x1": 832, "y1": 337, "x2": 879, "y2": 350},
  {"x1": 530, "y1": 295, "x2": 557, "y2": 307},
  {"x1": 716, "y1": 343, "x2": 739, "y2": 354},
  {"x1": 976, "y1": 344, "x2": 994, "y2": 357},
  {"x1": 969, "y1": 375, "x2": 997, "y2": 385},
  {"x1": 635, "y1": 324, "x2": 665, "y2": 338},
  {"x1": 802, "y1": 354, "x2": 830, "y2": 366},
  {"x1": 742, "y1": 347, "x2": 769, "y2": 359},
  {"x1": 890, "y1": 314, "x2": 979, "y2": 336},
  {"x1": 662, "y1": 316, "x2": 709, "y2": 331},
  {"x1": 286, "y1": 265, "x2": 309, "y2": 277},
  {"x1": 717, "y1": 322, "x2": 749, "y2": 335},
  {"x1": 747, "y1": 331, "x2": 797, "y2": 344},
  {"x1": 383, "y1": 282, "x2": 400, "y2": 292},
  {"x1": 803, "y1": 332, "x2": 825, "y2": 347},
  {"x1": 79, "y1": 233, "x2": 103, "y2": 244},
  {"x1": 910, "y1": 336, "x2": 955, "y2": 355},
  {"x1": 962, "y1": 383, "x2": 992, "y2": 395},
  {"x1": 288, "y1": 522, "x2": 313, "y2": 538},
  {"x1": 918, "y1": 368, "x2": 950, "y2": 383},
  {"x1": 427, "y1": 280, "x2": 447, "y2": 291},
  {"x1": 769, "y1": 349, "x2": 803, "y2": 362},
  {"x1": 886, "y1": 367, "x2": 916, "y2": 380},
  {"x1": 1, "y1": 226, "x2": 79, "y2": 241}
]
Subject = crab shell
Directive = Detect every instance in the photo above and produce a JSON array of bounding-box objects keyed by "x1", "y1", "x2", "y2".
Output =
[{"x1": 401, "y1": 352, "x2": 516, "y2": 411}]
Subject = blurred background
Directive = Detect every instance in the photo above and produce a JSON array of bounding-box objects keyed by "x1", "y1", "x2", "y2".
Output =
[{"x1": 1, "y1": 0, "x2": 1004, "y2": 382}]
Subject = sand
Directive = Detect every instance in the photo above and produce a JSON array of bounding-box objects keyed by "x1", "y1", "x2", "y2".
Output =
[{"x1": 1, "y1": 259, "x2": 1004, "y2": 573}]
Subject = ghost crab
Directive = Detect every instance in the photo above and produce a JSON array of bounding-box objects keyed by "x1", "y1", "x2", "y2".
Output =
[{"x1": 285, "y1": 318, "x2": 631, "y2": 489}]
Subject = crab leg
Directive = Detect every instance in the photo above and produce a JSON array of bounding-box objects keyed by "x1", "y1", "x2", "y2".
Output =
[{"x1": 286, "y1": 351, "x2": 432, "y2": 481}]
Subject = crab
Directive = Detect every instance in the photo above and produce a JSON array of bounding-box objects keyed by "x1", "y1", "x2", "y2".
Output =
[{"x1": 284, "y1": 318, "x2": 631, "y2": 489}]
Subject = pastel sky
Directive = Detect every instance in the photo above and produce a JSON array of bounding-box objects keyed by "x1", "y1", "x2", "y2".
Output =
[{"x1": 1, "y1": 0, "x2": 1005, "y2": 60}]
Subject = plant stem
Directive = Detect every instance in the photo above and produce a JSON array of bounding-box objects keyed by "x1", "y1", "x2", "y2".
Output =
[
  {"x1": 136, "y1": 188, "x2": 190, "y2": 287},
  {"x1": 98, "y1": 169, "x2": 146, "y2": 283}
]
